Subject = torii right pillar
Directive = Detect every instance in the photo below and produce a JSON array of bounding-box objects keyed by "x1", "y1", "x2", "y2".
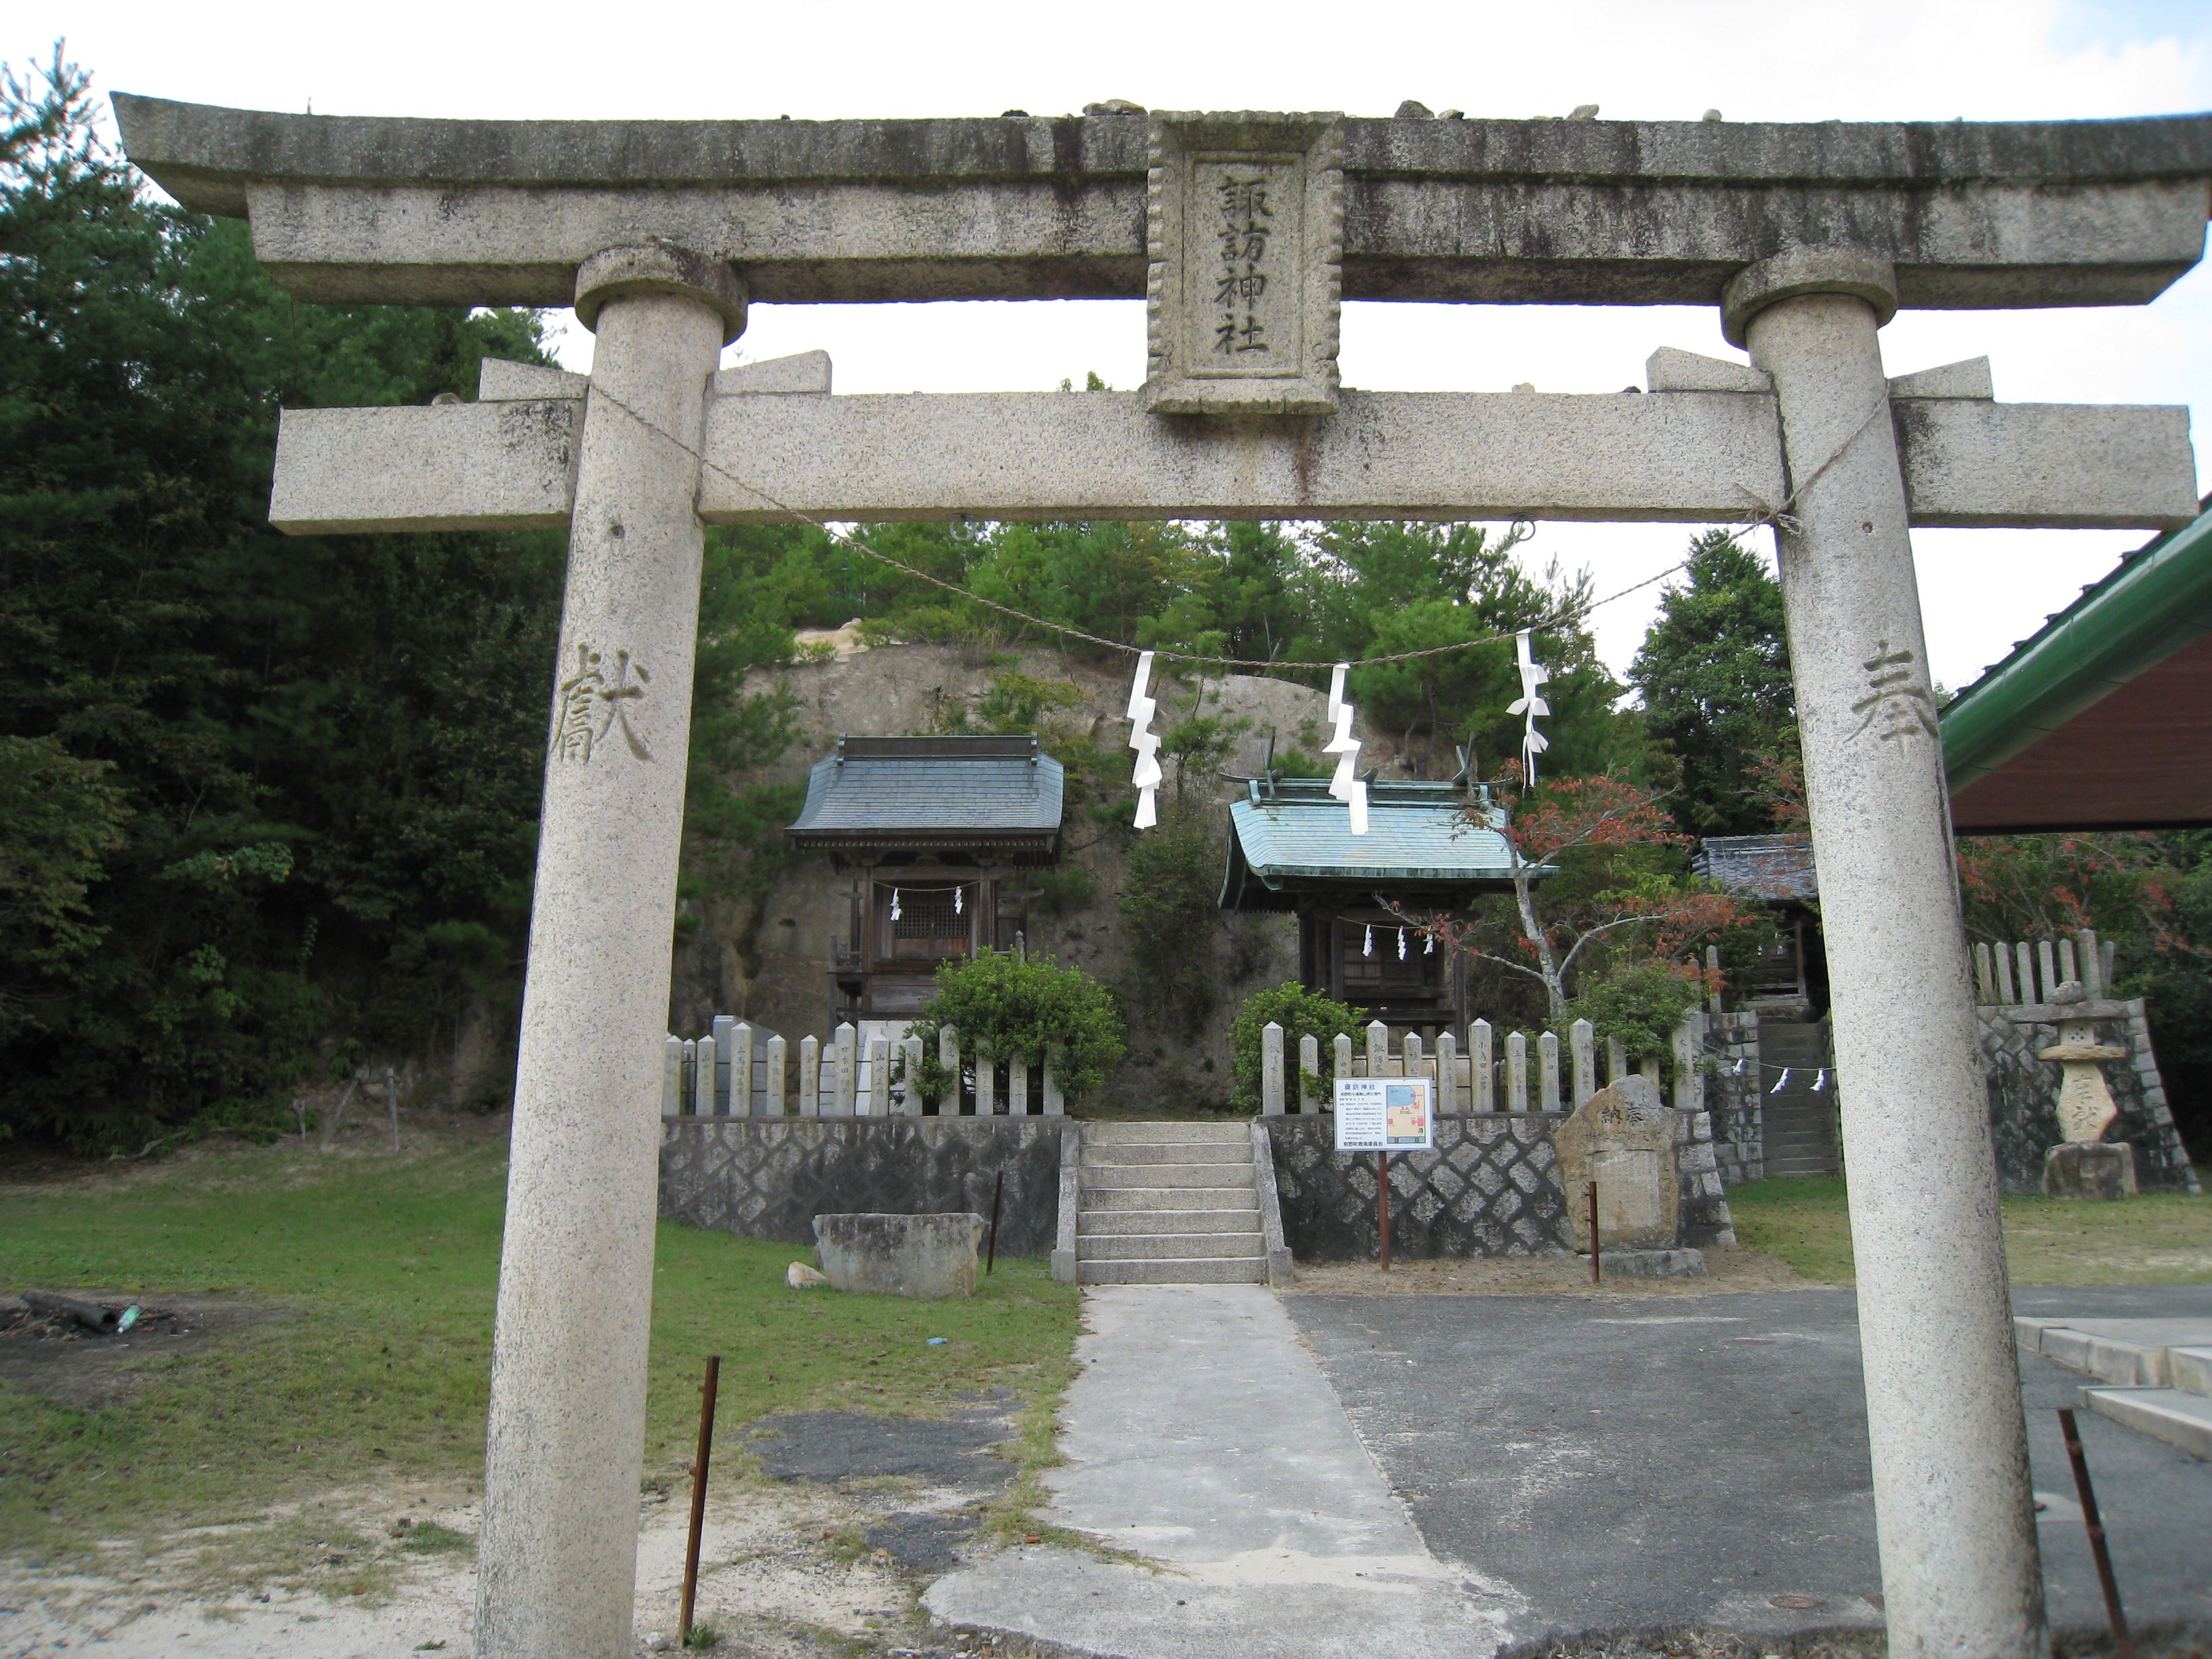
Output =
[{"x1": 1728, "y1": 247, "x2": 2045, "y2": 1659}]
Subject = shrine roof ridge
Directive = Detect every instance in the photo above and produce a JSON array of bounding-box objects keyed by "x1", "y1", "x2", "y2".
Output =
[
  {"x1": 117, "y1": 96, "x2": 2212, "y2": 213},
  {"x1": 787, "y1": 734, "x2": 1064, "y2": 842}
]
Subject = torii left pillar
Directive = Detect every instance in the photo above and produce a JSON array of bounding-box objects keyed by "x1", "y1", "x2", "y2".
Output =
[{"x1": 474, "y1": 244, "x2": 744, "y2": 1659}]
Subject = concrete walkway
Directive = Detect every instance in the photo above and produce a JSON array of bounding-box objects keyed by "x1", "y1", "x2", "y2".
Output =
[{"x1": 924, "y1": 1284, "x2": 1516, "y2": 1659}]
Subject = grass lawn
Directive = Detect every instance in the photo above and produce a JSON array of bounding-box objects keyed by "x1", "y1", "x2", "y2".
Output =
[
  {"x1": 1729, "y1": 1175, "x2": 2212, "y2": 1285},
  {"x1": 0, "y1": 1130, "x2": 1078, "y2": 1574}
]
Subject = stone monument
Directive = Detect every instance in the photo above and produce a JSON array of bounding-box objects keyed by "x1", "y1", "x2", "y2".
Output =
[
  {"x1": 2006, "y1": 981, "x2": 2138, "y2": 1198},
  {"x1": 1553, "y1": 1076, "x2": 1680, "y2": 1252},
  {"x1": 111, "y1": 91, "x2": 2211, "y2": 1659}
]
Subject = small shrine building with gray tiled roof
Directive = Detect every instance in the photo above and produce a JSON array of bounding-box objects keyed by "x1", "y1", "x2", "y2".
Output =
[
  {"x1": 786, "y1": 735, "x2": 1063, "y2": 1025},
  {"x1": 1693, "y1": 832, "x2": 1825, "y2": 1016}
]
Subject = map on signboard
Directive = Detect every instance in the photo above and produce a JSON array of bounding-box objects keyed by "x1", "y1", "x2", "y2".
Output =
[{"x1": 1334, "y1": 1077, "x2": 1434, "y2": 1153}]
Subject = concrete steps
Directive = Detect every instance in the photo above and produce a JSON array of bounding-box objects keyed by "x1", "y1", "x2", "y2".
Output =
[
  {"x1": 1082, "y1": 1185, "x2": 1257, "y2": 1211},
  {"x1": 1081, "y1": 1207, "x2": 1260, "y2": 1235},
  {"x1": 1758, "y1": 1019, "x2": 1839, "y2": 1178},
  {"x1": 2079, "y1": 1387, "x2": 2212, "y2": 1460},
  {"x1": 1078, "y1": 1232, "x2": 1266, "y2": 1261},
  {"x1": 1075, "y1": 1123, "x2": 1267, "y2": 1286},
  {"x1": 1076, "y1": 1256, "x2": 1272, "y2": 1285},
  {"x1": 2015, "y1": 1316, "x2": 2212, "y2": 1460}
]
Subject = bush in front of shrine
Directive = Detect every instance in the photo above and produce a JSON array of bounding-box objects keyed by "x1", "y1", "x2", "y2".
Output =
[
  {"x1": 1563, "y1": 962, "x2": 1704, "y2": 1069},
  {"x1": 908, "y1": 949, "x2": 1126, "y2": 1105},
  {"x1": 1227, "y1": 983, "x2": 1369, "y2": 1113}
]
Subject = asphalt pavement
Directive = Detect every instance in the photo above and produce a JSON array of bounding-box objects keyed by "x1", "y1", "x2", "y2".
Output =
[{"x1": 1284, "y1": 1284, "x2": 2212, "y2": 1647}]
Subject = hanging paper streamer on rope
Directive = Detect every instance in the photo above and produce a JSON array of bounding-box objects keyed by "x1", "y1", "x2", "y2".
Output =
[
  {"x1": 1509, "y1": 630, "x2": 1551, "y2": 787},
  {"x1": 1126, "y1": 650, "x2": 1162, "y2": 830},
  {"x1": 953, "y1": 886, "x2": 963, "y2": 916},
  {"x1": 1813, "y1": 1069, "x2": 1828, "y2": 1092},
  {"x1": 1363, "y1": 924, "x2": 1374, "y2": 958},
  {"x1": 1397, "y1": 927, "x2": 1408, "y2": 960},
  {"x1": 1424, "y1": 930, "x2": 1434, "y2": 956},
  {"x1": 1324, "y1": 662, "x2": 1368, "y2": 835},
  {"x1": 1770, "y1": 1067, "x2": 1792, "y2": 1094},
  {"x1": 889, "y1": 887, "x2": 901, "y2": 922}
]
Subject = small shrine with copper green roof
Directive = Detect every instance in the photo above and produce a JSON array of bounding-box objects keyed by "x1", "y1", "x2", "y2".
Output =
[{"x1": 1219, "y1": 771, "x2": 1549, "y2": 1030}]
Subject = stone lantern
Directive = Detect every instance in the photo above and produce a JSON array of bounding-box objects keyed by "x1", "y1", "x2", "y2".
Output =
[{"x1": 2005, "y1": 981, "x2": 2135, "y2": 1197}]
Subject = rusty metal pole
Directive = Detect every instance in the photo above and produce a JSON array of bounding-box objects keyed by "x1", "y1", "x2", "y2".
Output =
[
  {"x1": 1588, "y1": 1180, "x2": 1601, "y2": 1285},
  {"x1": 2057, "y1": 1407, "x2": 2134, "y2": 1659},
  {"x1": 678, "y1": 1355, "x2": 721, "y2": 1647},
  {"x1": 1378, "y1": 1151, "x2": 1391, "y2": 1272},
  {"x1": 987, "y1": 1170, "x2": 1004, "y2": 1275}
]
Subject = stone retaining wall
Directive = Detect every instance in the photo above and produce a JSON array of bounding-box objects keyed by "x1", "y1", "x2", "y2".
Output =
[
  {"x1": 1704, "y1": 1012, "x2": 1765, "y2": 1186},
  {"x1": 1268, "y1": 1115, "x2": 1575, "y2": 1261},
  {"x1": 659, "y1": 1117, "x2": 1068, "y2": 1256}
]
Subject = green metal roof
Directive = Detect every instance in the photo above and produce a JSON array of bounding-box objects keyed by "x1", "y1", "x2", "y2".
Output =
[
  {"x1": 1942, "y1": 493, "x2": 2212, "y2": 830},
  {"x1": 1219, "y1": 777, "x2": 1536, "y2": 912}
]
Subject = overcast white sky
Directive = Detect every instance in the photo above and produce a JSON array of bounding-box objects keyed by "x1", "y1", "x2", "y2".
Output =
[{"x1": 19, "y1": 0, "x2": 2211, "y2": 693}]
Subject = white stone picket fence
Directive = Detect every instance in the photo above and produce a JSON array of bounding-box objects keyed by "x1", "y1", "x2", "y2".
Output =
[
  {"x1": 1254, "y1": 1014, "x2": 1718, "y2": 1116},
  {"x1": 1972, "y1": 928, "x2": 2118, "y2": 1006},
  {"x1": 662, "y1": 1019, "x2": 1066, "y2": 1118}
]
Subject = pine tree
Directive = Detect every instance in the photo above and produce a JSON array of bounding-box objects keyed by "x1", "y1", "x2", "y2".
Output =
[{"x1": 1629, "y1": 531, "x2": 1796, "y2": 836}]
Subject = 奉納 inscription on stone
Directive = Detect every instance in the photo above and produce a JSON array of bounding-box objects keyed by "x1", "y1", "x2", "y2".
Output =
[
  {"x1": 1143, "y1": 111, "x2": 1343, "y2": 417},
  {"x1": 1848, "y1": 640, "x2": 1937, "y2": 747},
  {"x1": 1552, "y1": 1077, "x2": 1681, "y2": 1252}
]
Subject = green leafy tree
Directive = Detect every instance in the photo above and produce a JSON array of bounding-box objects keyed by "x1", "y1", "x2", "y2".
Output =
[
  {"x1": 1564, "y1": 962, "x2": 1704, "y2": 1065},
  {"x1": 1629, "y1": 531, "x2": 1797, "y2": 835},
  {"x1": 911, "y1": 949, "x2": 1125, "y2": 1104},
  {"x1": 1118, "y1": 805, "x2": 1229, "y2": 1031},
  {"x1": 0, "y1": 49, "x2": 563, "y2": 1146},
  {"x1": 1227, "y1": 982, "x2": 1368, "y2": 1112}
]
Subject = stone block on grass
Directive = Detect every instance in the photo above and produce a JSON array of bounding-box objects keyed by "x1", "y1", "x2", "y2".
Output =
[
  {"x1": 813, "y1": 1212, "x2": 987, "y2": 1298},
  {"x1": 2043, "y1": 1141, "x2": 2137, "y2": 1200}
]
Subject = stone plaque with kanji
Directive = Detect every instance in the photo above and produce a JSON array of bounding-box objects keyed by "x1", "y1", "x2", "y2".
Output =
[{"x1": 1141, "y1": 111, "x2": 1343, "y2": 417}]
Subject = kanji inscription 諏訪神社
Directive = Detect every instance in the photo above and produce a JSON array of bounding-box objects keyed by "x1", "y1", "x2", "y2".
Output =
[{"x1": 1143, "y1": 111, "x2": 1342, "y2": 416}]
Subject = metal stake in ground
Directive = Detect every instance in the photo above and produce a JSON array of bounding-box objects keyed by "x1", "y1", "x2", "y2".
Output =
[
  {"x1": 1588, "y1": 1181, "x2": 1601, "y2": 1285},
  {"x1": 2057, "y1": 1406, "x2": 2134, "y2": 1659},
  {"x1": 1378, "y1": 1151, "x2": 1391, "y2": 1272},
  {"x1": 987, "y1": 1171, "x2": 1004, "y2": 1275},
  {"x1": 679, "y1": 1355, "x2": 722, "y2": 1648}
]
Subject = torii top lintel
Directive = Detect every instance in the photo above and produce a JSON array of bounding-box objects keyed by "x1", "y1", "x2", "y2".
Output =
[{"x1": 112, "y1": 96, "x2": 2212, "y2": 311}]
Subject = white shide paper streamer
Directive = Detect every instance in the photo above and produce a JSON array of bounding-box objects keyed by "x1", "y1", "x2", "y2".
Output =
[
  {"x1": 1324, "y1": 661, "x2": 1368, "y2": 835},
  {"x1": 1126, "y1": 650, "x2": 1162, "y2": 829},
  {"x1": 1510, "y1": 630, "x2": 1551, "y2": 787}
]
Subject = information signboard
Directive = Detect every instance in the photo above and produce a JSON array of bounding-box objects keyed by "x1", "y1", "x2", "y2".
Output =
[{"x1": 1332, "y1": 1076, "x2": 1435, "y2": 1153}]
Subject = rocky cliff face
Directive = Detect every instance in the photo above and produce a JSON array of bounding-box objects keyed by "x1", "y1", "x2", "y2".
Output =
[{"x1": 668, "y1": 641, "x2": 1380, "y2": 1110}]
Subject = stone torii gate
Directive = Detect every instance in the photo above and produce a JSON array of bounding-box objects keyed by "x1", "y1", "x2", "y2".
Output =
[{"x1": 116, "y1": 96, "x2": 2208, "y2": 1659}]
